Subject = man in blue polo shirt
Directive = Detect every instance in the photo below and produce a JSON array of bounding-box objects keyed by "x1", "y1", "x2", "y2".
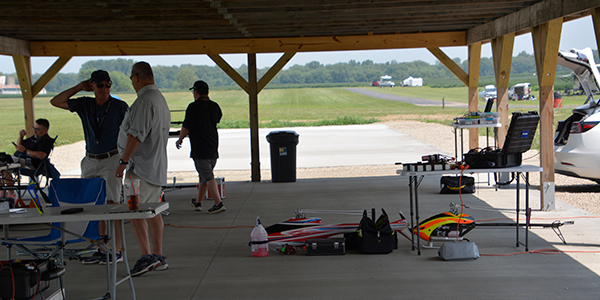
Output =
[{"x1": 51, "y1": 70, "x2": 129, "y2": 265}]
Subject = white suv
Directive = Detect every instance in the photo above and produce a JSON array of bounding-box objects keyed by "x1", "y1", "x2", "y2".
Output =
[{"x1": 554, "y1": 47, "x2": 600, "y2": 182}]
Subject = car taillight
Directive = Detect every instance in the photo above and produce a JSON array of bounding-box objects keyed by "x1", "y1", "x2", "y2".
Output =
[{"x1": 570, "y1": 121, "x2": 600, "y2": 133}]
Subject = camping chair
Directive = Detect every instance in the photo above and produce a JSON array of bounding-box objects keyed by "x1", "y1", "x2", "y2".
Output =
[
  {"x1": 2, "y1": 178, "x2": 106, "y2": 264},
  {"x1": 18, "y1": 135, "x2": 60, "y2": 190}
]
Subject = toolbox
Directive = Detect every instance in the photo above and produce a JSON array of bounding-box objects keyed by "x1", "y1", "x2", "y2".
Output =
[
  {"x1": 0, "y1": 259, "x2": 65, "y2": 300},
  {"x1": 305, "y1": 238, "x2": 346, "y2": 256}
]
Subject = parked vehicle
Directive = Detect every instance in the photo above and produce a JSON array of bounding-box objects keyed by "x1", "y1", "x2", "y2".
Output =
[
  {"x1": 379, "y1": 75, "x2": 395, "y2": 87},
  {"x1": 478, "y1": 85, "x2": 497, "y2": 101},
  {"x1": 402, "y1": 76, "x2": 423, "y2": 87},
  {"x1": 554, "y1": 47, "x2": 600, "y2": 182},
  {"x1": 509, "y1": 83, "x2": 536, "y2": 100},
  {"x1": 371, "y1": 81, "x2": 380, "y2": 86}
]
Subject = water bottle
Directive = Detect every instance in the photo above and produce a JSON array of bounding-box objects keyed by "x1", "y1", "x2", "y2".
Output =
[{"x1": 250, "y1": 216, "x2": 269, "y2": 257}]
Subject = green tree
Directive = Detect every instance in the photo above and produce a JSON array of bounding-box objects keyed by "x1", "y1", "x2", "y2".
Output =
[
  {"x1": 109, "y1": 71, "x2": 134, "y2": 92},
  {"x1": 176, "y1": 67, "x2": 196, "y2": 90}
]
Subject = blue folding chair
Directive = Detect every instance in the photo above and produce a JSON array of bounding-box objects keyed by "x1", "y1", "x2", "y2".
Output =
[{"x1": 2, "y1": 178, "x2": 106, "y2": 263}]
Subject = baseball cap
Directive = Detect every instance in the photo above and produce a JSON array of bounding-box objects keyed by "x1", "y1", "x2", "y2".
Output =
[
  {"x1": 189, "y1": 80, "x2": 209, "y2": 94},
  {"x1": 89, "y1": 70, "x2": 111, "y2": 83}
]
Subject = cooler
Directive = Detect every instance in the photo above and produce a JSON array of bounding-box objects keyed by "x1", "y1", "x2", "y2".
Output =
[{"x1": 203, "y1": 177, "x2": 225, "y2": 200}]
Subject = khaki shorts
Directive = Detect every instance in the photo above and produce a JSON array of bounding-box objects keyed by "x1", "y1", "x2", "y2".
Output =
[
  {"x1": 126, "y1": 171, "x2": 162, "y2": 204},
  {"x1": 81, "y1": 155, "x2": 123, "y2": 203}
]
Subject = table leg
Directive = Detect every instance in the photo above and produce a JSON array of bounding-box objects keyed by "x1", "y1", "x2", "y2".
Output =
[
  {"x1": 414, "y1": 176, "x2": 422, "y2": 255},
  {"x1": 516, "y1": 172, "x2": 520, "y2": 247},
  {"x1": 110, "y1": 220, "x2": 117, "y2": 299},
  {"x1": 454, "y1": 128, "x2": 458, "y2": 160},
  {"x1": 525, "y1": 172, "x2": 530, "y2": 251},
  {"x1": 408, "y1": 176, "x2": 415, "y2": 251},
  {"x1": 460, "y1": 128, "x2": 464, "y2": 161},
  {"x1": 121, "y1": 218, "x2": 136, "y2": 300}
]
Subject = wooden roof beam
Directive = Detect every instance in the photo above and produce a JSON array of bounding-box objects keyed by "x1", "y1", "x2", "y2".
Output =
[
  {"x1": 467, "y1": 0, "x2": 600, "y2": 44},
  {"x1": 0, "y1": 35, "x2": 29, "y2": 56},
  {"x1": 30, "y1": 31, "x2": 465, "y2": 57}
]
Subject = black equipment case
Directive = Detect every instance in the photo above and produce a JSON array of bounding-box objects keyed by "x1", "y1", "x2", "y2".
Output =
[
  {"x1": 0, "y1": 259, "x2": 65, "y2": 300},
  {"x1": 464, "y1": 150, "x2": 522, "y2": 169},
  {"x1": 305, "y1": 238, "x2": 346, "y2": 256},
  {"x1": 464, "y1": 111, "x2": 539, "y2": 169}
]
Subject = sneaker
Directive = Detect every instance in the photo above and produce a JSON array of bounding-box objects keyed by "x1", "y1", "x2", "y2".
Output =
[
  {"x1": 130, "y1": 254, "x2": 161, "y2": 277},
  {"x1": 82, "y1": 250, "x2": 105, "y2": 265},
  {"x1": 100, "y1": 251, "x2": 123, "y2": 265},
  {"x1": 207, "y1": 202, "x2": 226, "y2": 214},
  {"x1": 153, "y1": 254, "x2": 169, "y2": 271},
  {"x1": 190, "y1": 199, "x2": 201, "y2": 211}
]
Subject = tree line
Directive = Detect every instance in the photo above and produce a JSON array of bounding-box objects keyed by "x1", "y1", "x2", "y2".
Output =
[{"x1": 2, "y1": 50, "x2": 598, "y2": 93}]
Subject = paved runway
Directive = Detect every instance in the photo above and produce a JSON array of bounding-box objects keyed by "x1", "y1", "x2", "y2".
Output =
[{"x1": 169, "y1": 124, "x2": 446, "y2": 172}]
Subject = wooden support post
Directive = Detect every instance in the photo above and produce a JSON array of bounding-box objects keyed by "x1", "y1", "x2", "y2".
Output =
[
  {"x1": 248, "y1": 53, "x2": 260, "y2": 182},
  {"x1": 209, "y1": 52, "x2": 294, "y2": 181},
  {"x1": 592, "y1": 7, "x2": 600, "y2": 55},
  {"x1": 491, "y1": 33, "x2": 515, "y2": 147},
  {"x1": 13, "y1": 55, "x2": 35, "y2": 137},
  {"x1": 468, "y1": 42, "x2": 482, "y2": 150},
  {"x1": 532, "y1": 18, "x2": 563, "y2": 210}
]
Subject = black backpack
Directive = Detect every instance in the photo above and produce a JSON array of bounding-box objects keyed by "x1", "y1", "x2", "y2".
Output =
[{"x1": 358, "y1": 209, "x2": 396, "y2": 254}]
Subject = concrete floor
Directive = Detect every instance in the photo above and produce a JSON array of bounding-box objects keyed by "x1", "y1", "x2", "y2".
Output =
[
  {"x1": 4, "y1": 124, "x2": 600, "y2": 299},
  {"x1": 3, "y1": 173, "x2": 600, "y2": 300}
]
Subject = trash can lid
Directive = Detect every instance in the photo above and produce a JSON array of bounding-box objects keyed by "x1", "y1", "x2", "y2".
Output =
[
  {"x1": 554, "y1": 91, "x2": 562, "y2": 99},
  {"x1": 266, "y1": 130, "x2": 299, "y2": 144}
]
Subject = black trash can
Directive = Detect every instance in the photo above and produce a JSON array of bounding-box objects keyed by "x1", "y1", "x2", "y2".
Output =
[{"x1": 266, "y1": 131, "x2": 299, "y2": 182}]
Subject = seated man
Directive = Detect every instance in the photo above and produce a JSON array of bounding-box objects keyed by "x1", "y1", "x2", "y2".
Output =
[{"x1": 0, "y1": 119, "x2": 55, "y2": 198}]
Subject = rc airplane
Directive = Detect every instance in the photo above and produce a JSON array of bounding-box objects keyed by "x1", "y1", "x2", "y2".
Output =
[{"x1": 264, "y1": 209, "x2": 408, "y2": 253}]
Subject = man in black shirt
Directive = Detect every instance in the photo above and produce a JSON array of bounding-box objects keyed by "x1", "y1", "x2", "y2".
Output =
[
  {"x1": 175, "y1": 81, "x2": 225, "y2": 214},
  {"x1": 1, "y1": 119, "x2": 55, "y2": 198}
]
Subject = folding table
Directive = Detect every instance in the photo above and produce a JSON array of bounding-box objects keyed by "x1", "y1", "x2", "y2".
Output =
[
  {"x1": 397, "y1": 165, "x2": 542, "y2": 255},
  {"x1": 0, "y1": 202, "x2": 169, "y2": 299}
]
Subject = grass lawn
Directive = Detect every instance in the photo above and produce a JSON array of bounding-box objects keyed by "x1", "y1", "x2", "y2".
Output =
[{"x1": 0, "y1": 86, "x2": 590, "y2": 154}]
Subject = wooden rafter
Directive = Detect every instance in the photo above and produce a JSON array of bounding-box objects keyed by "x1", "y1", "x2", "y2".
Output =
[
  {"x1": 427, "y1": 47, "x2": 468, "y2": 86},
  {"x1": 32, "y1": 56, "x2": 71, "y2": 97}
]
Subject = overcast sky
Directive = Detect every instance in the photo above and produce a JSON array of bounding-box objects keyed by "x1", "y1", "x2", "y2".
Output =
[{"x1": 0, "y1": 16, "x2": 596, "y2": 75}]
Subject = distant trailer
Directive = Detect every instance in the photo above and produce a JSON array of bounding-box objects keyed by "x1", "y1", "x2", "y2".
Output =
[{"x1": 403, "y1": 76, "x2": 423, "y2": 87}]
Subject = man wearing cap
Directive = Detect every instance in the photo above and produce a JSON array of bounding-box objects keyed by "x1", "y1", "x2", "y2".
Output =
[
  {"x1": 116, "y1": 62, "x2": 170, "y2": 277},
  {"x1": 175, "y1": 80, "x2": 225, "y2": 214},
  {"x1": 51, "y1": 70, "x2": 129, "y2": 265}
]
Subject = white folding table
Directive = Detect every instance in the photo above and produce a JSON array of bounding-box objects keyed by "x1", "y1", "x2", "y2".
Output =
[
  {"x1": 1, "y1": 202, "x2": 169, "y2": 300},
  {"x1": 397, "y1": 165, "x2": 542, "y2": 255}
]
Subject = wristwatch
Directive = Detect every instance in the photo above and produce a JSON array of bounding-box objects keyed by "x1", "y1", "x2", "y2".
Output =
[{"x1": 119, "y1": 159, "x2": 129, "y2": 165}]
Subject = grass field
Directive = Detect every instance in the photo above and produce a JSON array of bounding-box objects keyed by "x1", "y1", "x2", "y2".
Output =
[{"x1": 0, "y1": 86, "x2": 589, "y2": 154}]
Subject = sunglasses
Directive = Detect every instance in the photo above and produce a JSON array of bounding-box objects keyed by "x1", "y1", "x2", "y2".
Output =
[{"x1": 95, "y1": 83, "x2": 112, "y2": 89}]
